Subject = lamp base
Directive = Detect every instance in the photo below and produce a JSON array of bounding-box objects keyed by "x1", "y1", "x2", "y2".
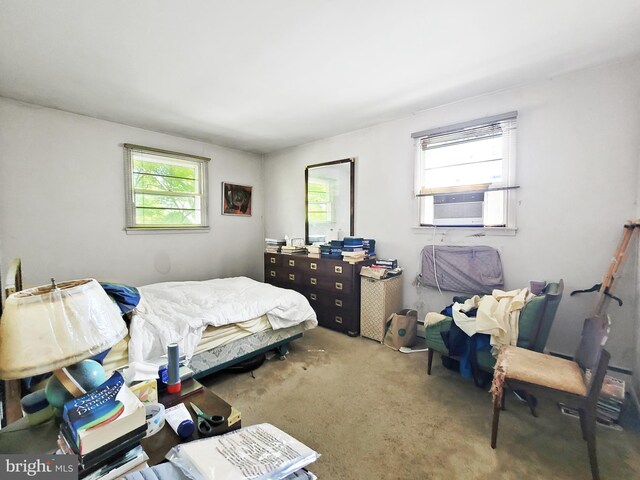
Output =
[{"x1": 44, "y1": 359, "x2": 106, "y2": 410}]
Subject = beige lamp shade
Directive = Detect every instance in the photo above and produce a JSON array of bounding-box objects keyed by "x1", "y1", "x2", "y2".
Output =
[{"x1": 0, "y1": 278, "x2": 127, "y2": 380}]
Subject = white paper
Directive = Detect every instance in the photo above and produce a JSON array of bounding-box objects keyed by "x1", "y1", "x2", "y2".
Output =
[
  {"x1": 169, "y1": 423, "x2": 319, "y2": 480},
  {"x1": 122, "y1": 361, "x2": 159, "y2": 383}
]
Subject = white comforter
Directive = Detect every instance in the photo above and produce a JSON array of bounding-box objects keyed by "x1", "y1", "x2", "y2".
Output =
[{"x1": 127, "y1": 277, "x2": 317, "y2": 363}]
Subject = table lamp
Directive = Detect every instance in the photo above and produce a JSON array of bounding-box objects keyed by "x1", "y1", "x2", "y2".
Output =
[{"x1": 0, "y1": 278, "x2": 127, "y2": 411}]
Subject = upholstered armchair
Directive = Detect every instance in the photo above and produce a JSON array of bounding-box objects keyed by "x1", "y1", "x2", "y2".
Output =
[{"x1": 424, "y1": 280, "x2": 564, "y2": 382}]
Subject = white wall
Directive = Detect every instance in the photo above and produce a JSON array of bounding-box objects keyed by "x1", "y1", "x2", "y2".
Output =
[
  {"x1": 0, "y1": 98, "x2": 265, "y2": 287},
  {"x1": 635, "y1": 156, "x2": 640, "y2": 404},
  {"x1": 265, "y1": 57, "x2": 640, "y2": 369}
]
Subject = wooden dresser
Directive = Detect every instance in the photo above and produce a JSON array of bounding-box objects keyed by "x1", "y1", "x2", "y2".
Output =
[{"x1": 264, "y1": 252, "x2": 372, "y2": 336}]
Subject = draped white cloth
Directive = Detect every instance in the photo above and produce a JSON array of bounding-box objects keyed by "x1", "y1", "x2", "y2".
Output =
[{"x1": 452, "y1": 288, "x2": 533, "y2": 348}]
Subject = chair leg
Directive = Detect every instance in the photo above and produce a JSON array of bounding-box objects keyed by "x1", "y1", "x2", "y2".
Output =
[
  {"x1": 501, "y1": 387, "x2": 507, "y2": 411},
  {"x1": 584, "y1": 409, "x2": 600, "y2": 480},
  {"x1": 427, "y1": 349, "x2": 434, "y2": 375},
  {"x1": 578, "y1": 409, "x2": 588, "y2": 441},
  {"x1": 524, "y1": 391, "x2": 538, "y2": 417},
  {"x1": 491, "y1": 402, "x2": 501, "y2": 449}
]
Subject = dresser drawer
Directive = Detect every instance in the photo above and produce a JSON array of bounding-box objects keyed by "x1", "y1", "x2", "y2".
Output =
[
  {"x1": 280, "y1": 270, "x2": 304, "y2": 287},
  {"x1": 264, "y1": 267, "x2": 286, "y2": 285},
  {"x1": 265, "y1": 253, "x2": 282, "y2": 267},
  {"x1": 304, "y1": 289, "x2": 355, "y2": 311},
  {"x1": 323, "y1": 260, "x2": 354, "y2": 278},
  {"x1": 304, "y1": 274, "x2": 353, "y2": 295},
  {"x1": 281, "y1": 255, "x2": 309, "y2": 270},
  {"x1": 318, "y1": 307, "x2": 358, "y2": 335}
]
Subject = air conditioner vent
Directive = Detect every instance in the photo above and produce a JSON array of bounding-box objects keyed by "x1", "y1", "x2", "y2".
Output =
[{"x1": 433, "y1": 192, "x2": 484, "y2": 226}]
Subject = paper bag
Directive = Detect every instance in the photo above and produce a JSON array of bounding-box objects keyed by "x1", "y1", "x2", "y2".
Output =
[{"x1": 383, "y1": 309, "x2": 418, "y2": 350}]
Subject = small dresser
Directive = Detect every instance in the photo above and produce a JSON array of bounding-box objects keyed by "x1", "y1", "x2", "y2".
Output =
[{"x1": 264, "y1": 252, "x2": 373, "y2": 336}]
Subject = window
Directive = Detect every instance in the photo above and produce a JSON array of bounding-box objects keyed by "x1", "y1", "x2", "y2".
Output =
[
  {"x1": 413, "y1": 112, "x2": 517, "y2": 228},
  {"x1": 124, "y1": 144, "x2": 209, "y2": 231},
  {"x1": 307, "y1": 178, "x2": 334, "y2": 224}
]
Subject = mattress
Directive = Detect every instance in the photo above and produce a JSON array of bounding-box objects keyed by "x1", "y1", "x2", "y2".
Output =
[{"x1": 102, "y1": 315, "x2": 271, "y2": 374}]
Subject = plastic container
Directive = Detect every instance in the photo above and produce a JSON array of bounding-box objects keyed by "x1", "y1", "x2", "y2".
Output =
[{"x1": 165, "y1": 403, "x2": 194, "y2": 439}]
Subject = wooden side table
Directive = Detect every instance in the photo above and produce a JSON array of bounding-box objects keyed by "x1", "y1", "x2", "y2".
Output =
[
  {"x1": 141, "y1": 380, "x2": 241, "y2": 465},
  {"x1": 0, "y1": 381, "x2": 240, "y2": 470}
]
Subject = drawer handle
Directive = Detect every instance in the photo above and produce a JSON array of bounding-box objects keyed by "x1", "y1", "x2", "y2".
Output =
[
  {"x1": 335, "y1": 299, "x2": 342, "y2": 307},
  {"x1": 310, "y1": 278, "x2": 317, "y2": 285},
  {"x1": 289, "y1": 274, "x2": 295, "y2": 281},
  {"x1": 270, "y1": 271, "x2": 276, "y2": 277},
  {"x1": 310, "y1": 262, "x2": 317, "y2": 270},
  {"x1": 310, "y1": 293, "x2": 317, "y2": 300},
  {"x1": 289, "y1": 259, "x2": 295, "y2": 267},
  {"x1": 335, "y1": 266, "x2": 343, "y2": 274},
  {"x1": 335, "y1": 282, "x2": 343, "y2": 290},
  {"x1": 335, "y1": 316, "x2": 343, "y2": 324},
  {"x1": 270, "y1": 257, "x2": 276, "y2": 264}
]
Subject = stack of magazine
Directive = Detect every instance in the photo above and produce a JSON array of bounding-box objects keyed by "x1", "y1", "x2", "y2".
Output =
[
  {"x1": 596, "y1": 375, "x2": 625, "y2": 426},
  {"x1": 265, "y1": 238, "x2": 286, "y2": 253},
  {"x1": 559, "y1": 374, "x2": 625, "y2": 430}
]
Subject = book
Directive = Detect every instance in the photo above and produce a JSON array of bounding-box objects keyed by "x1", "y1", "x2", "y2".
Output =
[
  {"x1": 558, "y1": 403, "x2": 623, "y2": 431},
  {"x1": 60, "y1": 422, "x2": 146, "y2": 467},
  {"x1": 63, "y1": 372, "x2": 146, "y2": 455},
  {"x1": 342, "y1": 250, "x2": 366, "y2": 257},
  {"x1": 360, "y1": 266, "x2": 386, "y2": 279},
  {"x1": 81, "y1": 445, "x2": 148, "y2": 480},
  {"x1": 158, "y1": 377, "x2": 205, "y2": 407},
  {"x1": 375, "y1": 259, "x2": 398, "y2": 269},
  {"x1": 280, "y1": 246, "x2": 307, "y2": 254},
  {"x1": 306, "y1": 245, "x2": 321, "y2": 254}
]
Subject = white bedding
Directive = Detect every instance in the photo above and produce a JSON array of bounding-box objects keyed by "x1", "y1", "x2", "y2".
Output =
[{"x1": 128, "y1": 277, "x2": 317, "y2": 363}]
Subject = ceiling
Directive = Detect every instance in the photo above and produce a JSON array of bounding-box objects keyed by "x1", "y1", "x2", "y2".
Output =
[{"x1": 1, "y1": 1, "x2": 640, "y2": 154}]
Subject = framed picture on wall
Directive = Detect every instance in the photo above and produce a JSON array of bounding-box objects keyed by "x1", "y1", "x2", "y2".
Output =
[{"x1": 222, "y1": 182, "x2": 252, "y2": 216}]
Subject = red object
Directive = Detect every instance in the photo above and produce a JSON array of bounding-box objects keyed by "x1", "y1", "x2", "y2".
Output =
[{"x1": 166, "y1": 381, "x2": 181, "y2": 394}]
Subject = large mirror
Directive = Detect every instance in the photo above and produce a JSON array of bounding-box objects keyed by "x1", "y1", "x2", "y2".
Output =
[{"x1": 305, "y1": 158, "x2": 354, "y2": 244}]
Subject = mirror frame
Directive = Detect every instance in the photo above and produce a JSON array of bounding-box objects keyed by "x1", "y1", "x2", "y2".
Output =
[{"x1": 305, "y1": 158, "x2": 355, "y2": 245}]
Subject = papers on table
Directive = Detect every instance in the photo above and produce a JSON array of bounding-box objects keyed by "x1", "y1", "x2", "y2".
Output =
[{"x1": 167, "y1": 423, "x2": 319, "y2": 480}]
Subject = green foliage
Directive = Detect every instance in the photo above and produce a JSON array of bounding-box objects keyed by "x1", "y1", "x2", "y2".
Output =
[
  {"x1": 132, "y1": 159, "x2": 201, "y2": 226},
  {"x1": 308, "y1": 181, "x2": 332, "y2": 223}
]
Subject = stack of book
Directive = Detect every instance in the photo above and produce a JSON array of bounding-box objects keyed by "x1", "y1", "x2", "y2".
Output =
[
  {"x1": 341, "y1": 236, "x2": 367, "y2": 263},
  {"x1": 307, "y1": 244, "x2": 321, "y2": 258},
  {"x1": 361, "y1": 258, "x2": 403, "y2": 279},
  {"x1": 265, "y1": 238, "x2": 286, "y2": 253},
  {"x1": 281, "y1": 245, "x2": 307, "y2": 255},
  {"x1": 321, "y1": 240, "x2": 343, "y2": 259},
  {"x1": 58, "y1": 372, "x2": 148, "y2": 479},
  {"x1": 374, "y1": 258, "x2": 397, "y2": 269},
  {"x1": 363, "y1": 238, "x2": 376, "y2": 256}
]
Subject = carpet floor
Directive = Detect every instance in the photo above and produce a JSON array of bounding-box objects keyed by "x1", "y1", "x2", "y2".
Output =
[{"x1": 201, "y1": 327, "x2": 640, "y2": 480}]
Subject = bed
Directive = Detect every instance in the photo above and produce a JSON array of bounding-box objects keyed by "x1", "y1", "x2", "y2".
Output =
[{"x1": 0, "y1": 259, "x2": 317, "y2": 425}]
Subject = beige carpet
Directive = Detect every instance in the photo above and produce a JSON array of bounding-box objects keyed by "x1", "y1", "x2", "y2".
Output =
[{"x1": 201, "y1": 327, "x2": 640, "y2": 480}]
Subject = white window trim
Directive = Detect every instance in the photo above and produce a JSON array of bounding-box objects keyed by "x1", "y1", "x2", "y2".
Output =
[
  {"x1": 123, "y1": 144, "x2": 210, "y2": 234},
  {"x1": 412, "y1": 112, "x2": 518, "y2": 231}
]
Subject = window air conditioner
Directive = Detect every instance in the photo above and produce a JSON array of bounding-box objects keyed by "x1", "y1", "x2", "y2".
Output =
[{"x1": 433, "y1": 192, "x2": 484, "y2": 226}]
